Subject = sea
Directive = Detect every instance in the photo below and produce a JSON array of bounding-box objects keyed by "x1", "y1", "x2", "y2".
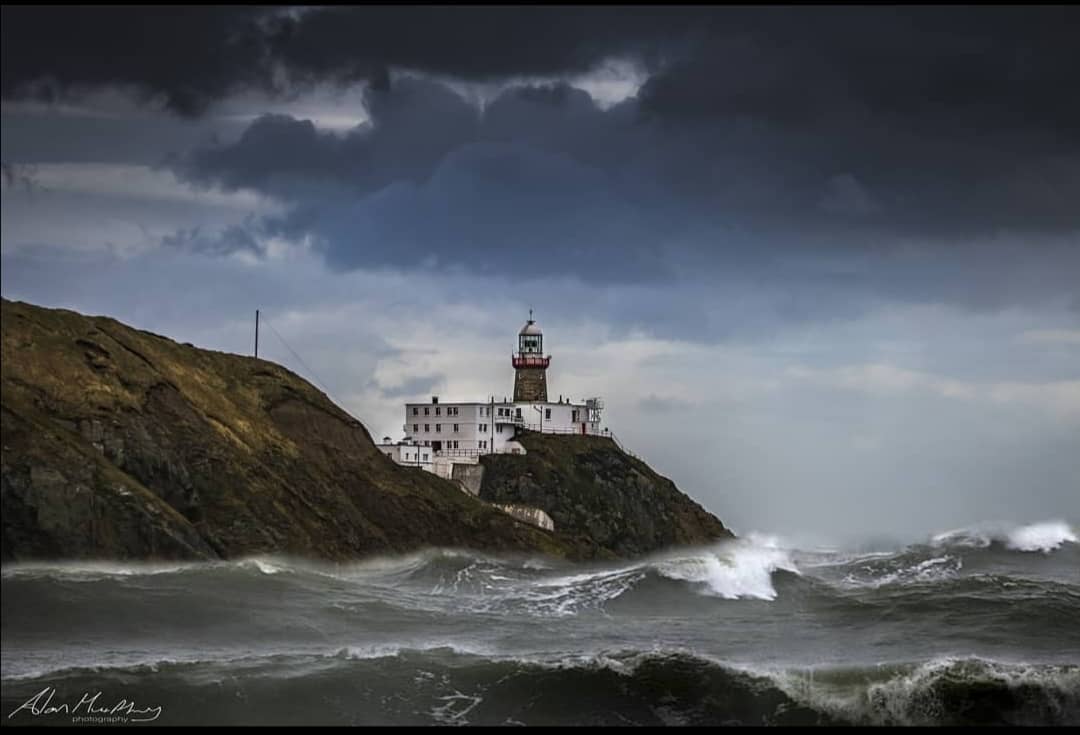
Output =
[{"x1": 2, "y1": 520, "x2": 1078, "y2": 726}]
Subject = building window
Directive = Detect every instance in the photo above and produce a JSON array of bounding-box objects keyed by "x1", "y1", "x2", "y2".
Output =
[
  {"x1": 412, "y1": 407, "x2": 418, "y2": 416},
  {"x1": 424, "y1": 424, "x2": 430, "y2": 432},
  {"x1": 422, "y1": 453, "x2": 429, "y2": 461},
  {"x1": 453, "y1": 441, "x2": 459, "y2": 449},
  {"x1": 413, "y1": 424, "x2": 419, "y2": 432},
  {"x1": 453, "y1": 423, "x2": 459, "y2": 432},
  {"x1": 545, "y1": 408, "x2": 551, "y2": 420},
  {"x1": 436, "y1": 424, "x2": 441, "y2": 433},
  {"x1": 497, "y1": 425, "x2": 503, "y2": 433},
  {"x1": 424, "y1": 407, "x2": 430, "y2": 415},
  {"x1": 435, "y1": 407, "x2": 441, "y2": 416}
]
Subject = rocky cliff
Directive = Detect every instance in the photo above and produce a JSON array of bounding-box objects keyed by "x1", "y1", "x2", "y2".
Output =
[
  {"x1": 479, "y1": 432, "x2": 733, "y2": 559},
  {"x1": 1, "y1": 298, "x2": 731, "y2": 563}
]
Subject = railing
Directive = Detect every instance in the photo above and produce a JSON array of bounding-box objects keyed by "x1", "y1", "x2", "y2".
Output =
[
  {"x1": 511, "y1": 354, "x2": 551, "y2": 368},
  {"x1": 601, "y1": 428, "x2": 642, "y2": 461},
  {"x1": 436, "y1": 446, "x2": 525, "y2": 459},
  {"x1": 519, "y1": 424, "x2": 584, "y2": 435},
  {"x1": 436, "y1": 448, "x2": 484, "y2": 459}
]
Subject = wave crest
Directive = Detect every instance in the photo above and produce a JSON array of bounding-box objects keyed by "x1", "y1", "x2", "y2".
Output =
[
  {"x1": 931, "y1": 519, "x2": 1077, "y2": 554},
  {"x1": 651, "y1": 541, "x2": 800, "y2": 600},
  {"x1": 4, "y1": 649, "x2": 1076, "y2": 726}
]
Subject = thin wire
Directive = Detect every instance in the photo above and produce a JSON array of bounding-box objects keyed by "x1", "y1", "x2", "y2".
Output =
[{"x1": 262, "y1": 318, "x2": 346, "y2": 410}]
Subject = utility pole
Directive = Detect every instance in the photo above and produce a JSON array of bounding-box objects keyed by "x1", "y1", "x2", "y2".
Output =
[{"x1": 255, "y1": 309, "x2": 260, "y2": 358}]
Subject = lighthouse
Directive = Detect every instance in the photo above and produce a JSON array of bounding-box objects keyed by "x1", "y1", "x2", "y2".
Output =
[
  {"x1": 383, "y1": 310, "x2": 605, "y2": 468},
  {"x1": 512, "y1": 310, "x2": 550, "y2": 402}
]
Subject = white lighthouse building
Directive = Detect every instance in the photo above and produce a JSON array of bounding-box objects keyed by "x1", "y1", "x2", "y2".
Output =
[{"x1": 377, "y1": 313, "x2": 604, "y2": 476}]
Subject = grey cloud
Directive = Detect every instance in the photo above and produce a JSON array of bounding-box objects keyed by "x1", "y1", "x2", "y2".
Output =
[
  {"x1": 377, "y1": 374, "x2": 445, "y2": 400},
  {"x1": 819, "y1": 175, "x2": 880, "y2": 218},
  {"x1": 637, "y1": 395, "x2": 693, "y2": 414},
  {"x1": 162, "y1": 223, "x2": 265, "y2": 258},
  {"x1": 1, "y1": 162, "x2": 39, "y2": 193}
]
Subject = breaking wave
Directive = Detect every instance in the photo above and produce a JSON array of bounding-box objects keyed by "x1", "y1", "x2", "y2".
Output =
[
  {"x1": 931, "y1": 519, "x2": 1078, "y2": 553},
  {"x1": 3, "y1": 648, "x2": 1076, "y2": 726}
]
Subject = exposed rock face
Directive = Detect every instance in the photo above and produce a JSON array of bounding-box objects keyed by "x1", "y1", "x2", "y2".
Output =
[
  {"x1": 1, "y1": 299, "x2": 572, "y2": 562},
  {"x1": 1, "y1": 298, "x2": 733, "y2": 563},
  {"x1": 479, "y1": 432, "x2": 734, "y2": 559}
]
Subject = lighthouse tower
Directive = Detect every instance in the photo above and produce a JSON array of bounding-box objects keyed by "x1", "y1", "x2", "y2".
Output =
[{"x1": 512, "y1": 310, "x2": 550, "y2": 402}]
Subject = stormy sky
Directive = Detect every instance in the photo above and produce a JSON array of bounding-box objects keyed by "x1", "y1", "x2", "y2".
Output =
[{"x1": 2, "y1": 6, "x2": 1078, "y2": 546}]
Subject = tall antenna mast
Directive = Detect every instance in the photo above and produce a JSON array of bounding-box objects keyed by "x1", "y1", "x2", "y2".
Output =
[{"x1": 255, "y1": 309, "x2": 260, "y2": 358}]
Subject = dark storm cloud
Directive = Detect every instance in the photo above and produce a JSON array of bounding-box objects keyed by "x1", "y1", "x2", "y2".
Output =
[
  {"x1": 173, "y1": 79, "x2": 482, "y2": 198},
  {"x1": 5, "y1": 6, "x2": 1079, "y2": 310},
  {"x1": 262, "y1": 6, "x2": 705, "y2": 83},
  {"x1": 171, "y1": 65, "x2": 1080, "y2": 307},
  {"x1": 635, "y1": 6, "x2": 1080, "y2": 236},
  {"x1": 0, "y1": 6, "x2": 280, "y2": 116},
  {"x1": 0, "y1": 6, "x2": 702, "y2": 115}
]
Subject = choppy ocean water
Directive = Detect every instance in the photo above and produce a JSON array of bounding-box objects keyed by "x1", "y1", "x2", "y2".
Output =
[{"x1": 2, "y1": 520, "x2": 1078, "y2": 726}]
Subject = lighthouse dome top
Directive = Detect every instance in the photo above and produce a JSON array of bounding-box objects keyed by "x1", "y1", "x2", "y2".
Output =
[{"x1": 519, "y1": 319, "x2": 543, "y2": 336}]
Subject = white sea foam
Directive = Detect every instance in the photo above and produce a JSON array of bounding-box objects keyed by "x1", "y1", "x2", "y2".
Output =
[
  {"x1": 1006, "y1": 520, "x2": 1078, "y2": 553},
  {"x1": 841, "y1": 554, "x2": 962, "y2": 589},
  {"x1": 653, "y1": 540, "x2": 800, "y2": 600},
  {"x1": 931, "y1": 520, "x2": 1077, "y2": 554},
  {"x1": 0, "y1": 560, "x2": 202, "y2": 580},
  {"x1": 766, "y1": 656, "x2": 1080, "y2": 726}
]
